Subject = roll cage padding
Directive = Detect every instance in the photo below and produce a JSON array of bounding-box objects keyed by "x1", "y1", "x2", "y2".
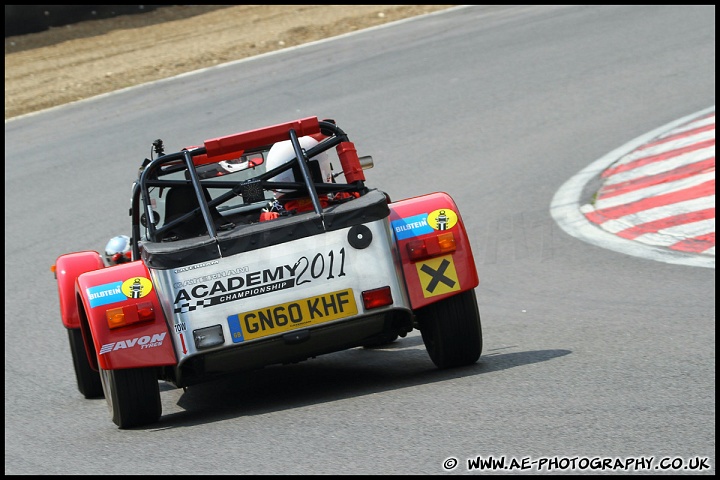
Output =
[{"x1": 203, "y1": 117, "x2": 321, "y2": 161}]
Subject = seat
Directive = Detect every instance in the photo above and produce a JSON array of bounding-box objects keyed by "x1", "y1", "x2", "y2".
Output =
[{"x1": 159, "y1": 185, "x2": 224, "y2": 241}]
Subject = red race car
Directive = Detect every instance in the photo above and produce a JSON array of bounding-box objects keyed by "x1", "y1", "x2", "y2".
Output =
[{"x1": 52, "y1": 117, "x2": 482, "y2": 428}]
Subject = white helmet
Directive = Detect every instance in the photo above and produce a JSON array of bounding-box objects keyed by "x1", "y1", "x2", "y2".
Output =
[
  {"x1": 104, "y1": 235, "x2": 132, "y2": 265},
  {"x1": 219, "y1": 156, "x2": 261, "y2": 173},
  {"x1": 219, "y1": 158, "x2": 248, "y2": 173},
  {"x1": 265, "y1": 136, "x2": 342, "y2": 195}
]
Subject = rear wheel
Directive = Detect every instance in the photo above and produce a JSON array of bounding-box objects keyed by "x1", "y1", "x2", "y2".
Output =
[
  {"x1": 67, "y1": 328, "x2": 103, "y2": 398},
  {"x1": 417, "y1": 289, "x2": 483, "y2": 369},
  {"x1": 99, "y1": 366, "x2": 162, "y2": 429}
]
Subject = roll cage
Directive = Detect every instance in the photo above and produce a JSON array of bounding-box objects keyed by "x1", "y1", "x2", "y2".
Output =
[{"x1": 129, "y1": 117, "x2": 371, "y2": 260}]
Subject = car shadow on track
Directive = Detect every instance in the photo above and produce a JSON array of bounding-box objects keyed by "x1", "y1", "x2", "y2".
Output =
[{"x1": 146, "y1": 335, "x2": 570, "y2": 430}]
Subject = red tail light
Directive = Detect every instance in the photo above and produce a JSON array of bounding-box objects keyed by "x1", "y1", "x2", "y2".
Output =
[
  {"x1": 406, "y1": 232, "x2": 456, "y2": 261},
  {"x1": 106, "y1": 301, "x2": 155, "y2": 329}
]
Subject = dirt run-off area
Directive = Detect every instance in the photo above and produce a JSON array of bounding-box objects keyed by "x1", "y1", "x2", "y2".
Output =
[{"x1": 4, "y1": 5, "x2": 456, "y2": 120}]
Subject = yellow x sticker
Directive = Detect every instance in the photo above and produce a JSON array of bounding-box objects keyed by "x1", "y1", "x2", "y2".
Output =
[{"x1": 415, "y1": 255, "x2": 461, "y2": 298}]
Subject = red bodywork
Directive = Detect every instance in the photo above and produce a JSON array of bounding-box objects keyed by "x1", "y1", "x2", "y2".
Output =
[
  {"x1": 54, "y1": 251, "x2": 105, "y2": 329},
  {"x1": 389, "y1": 192, "x2": 479, "y2": 310},
  {"x1": 74, "y1": 261, "x2": 176, "y2": 370}
]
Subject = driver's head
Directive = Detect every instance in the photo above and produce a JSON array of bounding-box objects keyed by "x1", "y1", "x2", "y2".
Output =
[
  {"x1": 104, "y1": 235, "x2": 132, "y2": 266},
  {"x1": 266, "y1": 136, "x2": 340, "y2": 197}
]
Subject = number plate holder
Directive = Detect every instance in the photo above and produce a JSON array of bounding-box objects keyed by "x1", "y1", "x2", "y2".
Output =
[{"x1": 227, "y1": 288, "x2": 358, "y2": 342}]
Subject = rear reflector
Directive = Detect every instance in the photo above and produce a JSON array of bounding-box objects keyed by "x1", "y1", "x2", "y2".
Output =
[{"x1": 362, "y1": 286, "x2": 393, "y2": 310}]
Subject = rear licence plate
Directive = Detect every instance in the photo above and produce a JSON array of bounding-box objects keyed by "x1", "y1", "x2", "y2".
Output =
[{"x1": 227, "y1": 288, "x2": 358, "y2": 342}]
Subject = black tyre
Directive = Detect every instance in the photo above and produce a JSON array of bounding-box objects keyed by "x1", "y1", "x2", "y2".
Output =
[
  {"x1": 416, "y1": 289, "x2": 483, "y2": 369},
  {"x1": 99, "y1": 366, "x2": 161, "y2": 429},
  {"x1": 67, "y1": 328, "x2": 103, "y2": 398}
]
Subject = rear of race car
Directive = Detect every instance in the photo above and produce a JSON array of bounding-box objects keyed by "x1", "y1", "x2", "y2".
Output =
[
  {"x1": 142, "y1": 189, "x2": 415, "y2": 387},
  {"x1": 51, "y1": 116, "x2": 482, "y2": 429}
]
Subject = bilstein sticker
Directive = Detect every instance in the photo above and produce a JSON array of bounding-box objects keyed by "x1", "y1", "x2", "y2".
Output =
[
  {"x1": 391, "y1": 213, "x2": 433, "y2": 240},
  {"x1": 88, "y1": 282, "x2": 125, "y2": 308},
  {"x1": 88, "y1": 277, "x2": 153, "y2": 308}
]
